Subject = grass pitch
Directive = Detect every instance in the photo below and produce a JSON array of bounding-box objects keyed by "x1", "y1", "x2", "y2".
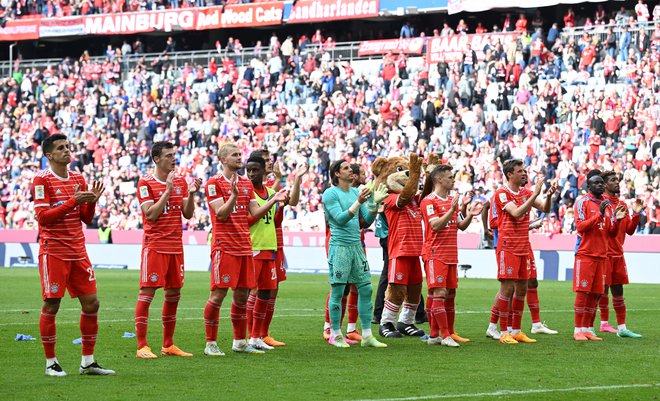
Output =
[{"x1": 0, "y1": 268, "x2": 658, "y2": 401}]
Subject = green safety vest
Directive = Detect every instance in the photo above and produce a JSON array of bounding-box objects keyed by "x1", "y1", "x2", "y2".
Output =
[
  {"x1": 250, "y1": 187, "x2": 278, "y2": 251},
  {"x1": 98, "y1": 227, "x2": 112, "y2": 243}
]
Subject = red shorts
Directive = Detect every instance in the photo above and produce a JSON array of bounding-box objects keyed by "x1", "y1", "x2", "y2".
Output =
[
  {"x1": 423, "y1": 259, "x2": 458, "y2": 289},
  {"x1": 573, "y1": 256, "x2": 606, "y2": 294},
  {"x1": 39, "y1": 253, "x2": 97, "y2": 300},
  {"x1": 139, "y1": 248, "x2": 184, "y2": 289},
  {"x1": 607, "y1": 256, "x2": 629, "y2": 286},
  {"x1": 527, "y1": 250, "x2": 537, "y2": 279},
  {"x1": 210, "y1": 251, "x2": 255, "y2": 290},
  {"x1": 388, "y1": 256, "x2": 423, "y2": 285},
  {"x1": 275, "y1": 248, "x2": 287, "y2": 283},
  {"x1": 254, "y1": 259, "x2": 277, "y2": 290},
  {"x1": 497, "y1": 250, "x2": 529, "y2": 281}
]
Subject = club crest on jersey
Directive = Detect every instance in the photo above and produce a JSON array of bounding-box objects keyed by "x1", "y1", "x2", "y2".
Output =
[
  {"x1": 208, "y1": 185, "x2": 217, "y2": 197},
  {"x1": 243, "y1": 188, "x2": 248, "y2": 195},
  {"x1": 396, "y1": 272, "x2": 404, "y2": 281},
  {"x1": 175, "y1": 187, "x2": 181, "y2": 195},
  {"x1": 139, "y1": 186, "x2": 149, "y2": 198},
  {"x1": 50, "y1": 283, "x2": 60, "y2": 293},
  {"x1": 506, "y1": 267, "x2": 513, "y2": 275},
  {"x1": 35, "y1": 185, "x2": 45, "y2": 199},
  {"x1": 149, "y1": 273, "x2": 158, "y2": 283},
  {"x1": 436, "y1": 276, "x2": 443, "y2": 283},
  {"x1": 222, "y1": 274, "x2": 231, "y2": 284},
  {"x1": 581, "y1": 280, "x2": 588, "y2": 288}
]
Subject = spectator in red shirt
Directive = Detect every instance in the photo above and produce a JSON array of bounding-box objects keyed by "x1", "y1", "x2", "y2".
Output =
[{"x1": 515, "y1": 14, "x2": 528, "y2": 33}]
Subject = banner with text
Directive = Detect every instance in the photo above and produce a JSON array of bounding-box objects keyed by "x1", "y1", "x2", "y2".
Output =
[
  {"x1": 0, "y1": 19, "x2": 40, "y2": 41},
  {"x1": 358, "y1": 37, "x2": 425, "y2": 56},
  {"x1": 83, "y1": 8, "x2": 198, "y2": 35},
  {"x1": 220, "y1": 2, "x2": 284, "y2": 28},
  {"x1": 287, "y1": 0, "x2": 379, "y2": 23},
  {"x1": 39, "y1": 17, "x2": 85, "y2": 38},
  {"x1": 426, "y1": 32, "x2": 517, "y2": 64}
]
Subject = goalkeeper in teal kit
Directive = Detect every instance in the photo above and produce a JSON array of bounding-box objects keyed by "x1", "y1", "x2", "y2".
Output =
[{"x1": 322, "y1": 160, "x2": 389, "y2": 348}]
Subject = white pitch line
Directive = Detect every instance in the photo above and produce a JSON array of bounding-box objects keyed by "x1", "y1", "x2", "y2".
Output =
[
  {"x1": 352, "y1": 383, "x2": 659, "y2": 401},
  {"x1": 0, "y1": 314, "x2": 320, "y2": 327}
]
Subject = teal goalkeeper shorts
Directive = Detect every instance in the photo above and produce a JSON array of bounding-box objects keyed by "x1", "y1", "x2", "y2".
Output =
[{"x1": 328, "y1": 244, "x2": 371, "y2": 285}]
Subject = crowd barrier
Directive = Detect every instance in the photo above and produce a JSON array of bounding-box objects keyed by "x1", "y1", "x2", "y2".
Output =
[{"x1": 1, "y1": 230, "x2": 658, "y2": 284}]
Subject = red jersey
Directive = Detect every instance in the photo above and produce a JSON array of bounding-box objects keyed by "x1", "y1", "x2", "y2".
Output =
[
  {"x1": 206, "y1": 174, "x2": 256, "y2": 256},
  {"x1": 420, "y1": 193, "x2": 459, "y2": 263},
  {"x1": 493, "y1": 186, "x2": 532, "y2": 256},
  {"x1": 32, "y1": 169, "x2": 93, "y2": 260},
  {"x1": 136, "y1": 174, "x2": 188, "y2": 254},
  {"x1": 384, "y1": 193, "x2": 423, "y2": 258},
  {"x1": 604, "y1": 194, "x2": 640, "y2": 257},
  {"x1": 574, "y1": 195, "x2": 614, "y2": 259}
]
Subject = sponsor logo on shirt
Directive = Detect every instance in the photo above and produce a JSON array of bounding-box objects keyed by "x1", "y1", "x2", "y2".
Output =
[{"x1": 55, "y1": 189, "x2": 62, "y2": 195}]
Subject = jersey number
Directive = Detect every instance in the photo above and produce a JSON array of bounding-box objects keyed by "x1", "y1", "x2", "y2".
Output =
[{"x1": 87, "y1": 268, "x2": 96, "y2": 282}]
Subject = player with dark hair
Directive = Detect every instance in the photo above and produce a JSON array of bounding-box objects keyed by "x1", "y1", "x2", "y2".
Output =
[
  {"x1": 134, "y1": 141, "x2": 202, "y2": 359},
  {"x1": 421, "y1": 165, "x2": 482, "y2": 347},
  {"x1": 492, "y1": 159, "x2": 554, "y2": 345},
  {"x1": 203, "y1": 144, "x2": 286, "y2": 355},
  {"x1": 322, "y1": 159, "x2": 388, "y2": 348},
  {"x1": 597, "y1": 170, "x2": 643, "y2": 338},
  {"x1": 32, "y1": 133, "x2": 114, "y2": 376}
]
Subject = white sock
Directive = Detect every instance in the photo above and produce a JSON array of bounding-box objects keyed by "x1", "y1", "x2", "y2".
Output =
[
  {"x1": 581, "y1": 327, "x2": 588, "y2": 332},
  {"x1": 574, "y1": 328, "x2": 581, "y2": 334},
  {"x1": 532, "y1": 322, "x2": 542, "y2": 328},
  {"x1": 362, "y1": 328, "x2": 372, "y2": 338},
  {"x1": 206, "y1": 341, "x2": 217, "y2": 347},
  {"x1": 511, "y1": 329, "x2": 520, "y2": 335},
  {"x1": 601, "y1": 321, "x2": 609, "y2": 325},
  {"x1": 500, "y1": 330, "x2": 508, "y2": 335},
  {"x1": 46, "y1": 357, "x2": 58, "y2": 368},
  {"x1": 618, "y1": 324, "x2": 627, "y2": 331},
  {"x1": 588, "y1": 327, "x2": 594, "y2": 332},
  {"x1": 507, "y1": 326, "x2": 513, "y2": 332},
  {"x1": 380, "y1": 301, "x2": 401, "y2": 325},
  {"x1": 397, "y1": 302, "x2": 418, "y2": 325},
  {"x1": 233, "y1": 339, "x2": 246, "y2": 349},
  {"x1": 488, "y1": 323, "x2": 498, "y2": 331},
  {"x1": 347, "y1": 323, "x2": 357, "y2": 333},
  {"x1": 81, "y1": 354, "x2": 94, "y2": 367},
  {"x1": 323, "y1": 321, "x2": 331, "y2": 330},
  {"x1": 331, "y1": 329, "x2": 342, "y2": 338}
]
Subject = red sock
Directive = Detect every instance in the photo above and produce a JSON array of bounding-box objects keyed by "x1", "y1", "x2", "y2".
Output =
[
  {"x1": 511, "y1": 295, "x2": 525, "y2": 331},
  {"x1": 135, "y1": 292, "x2": 153, "y2": 349},
  {"x1": 599, "y1": 294, "x2": 610, "y2": 322},
  {"x1": 581, "y1": 293, "x2": 598, "y2": 328},
  {"x1": 80, "y1": 310, "x2": 98, "y2": 356},
  {"x1": 434, "y1": 296, "x2": 450, "y2": 339},
  {"x1": 612, "y1": 295, "x2": 626, "y2": 326},
  {"x1": 574, "y1": 292, "x2": 587, "y2": 327},
  {"x1": 324, "y1": 291, "x2": 331, "y2": 325},
  {"x1": 445, "y1": 295, "x2": 455, "y2": 334},
  {"x1": 526, "y1": 287, "x2": 541, "y2": 324},
  {"x1": 490, "y1": 303, "x2": 499, "y2": 324},
  {"x1": 162, "y1": 293, "x2": 180, "y2": 348},
  {"x1": 340, "y1": 295, "x2": 347, "y2": 326},
  {"x1": 347, "y1": 287, "x2": 358, "y2": 324},
  {"x1": 40, "y1": 308, "x2": 57, "y2": 359},
  {"x1": 246, "y1": 293, "x2": 256, "y2": 336},
  {"x1": 427, "y1": 296, "x2": 438, "y2": 338},
  {"x1": 251, "y1": 298, "x2": 268, "y2": 339},
  {"x1": 203, "y1": 299, "x2": 220, "y2": 342},
  {"x1": 496, "y1": 294, "x2": 510, "y2": 332},
  {"x1": 230, "y1": 302, "x2": 247, "y2": 341},
  {"x1": 264, "y1": 298, "x2": 276, "y2": 336}
]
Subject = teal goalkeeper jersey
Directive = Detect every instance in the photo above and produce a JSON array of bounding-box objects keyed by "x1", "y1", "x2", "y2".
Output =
[{"x1": 322, "y1": 186, "x2": 376, "y2": 247}]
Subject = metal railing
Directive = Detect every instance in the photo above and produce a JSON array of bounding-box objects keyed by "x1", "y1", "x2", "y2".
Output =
[{"x1": 0, "y1": 41, "x2": 373, "y2": 78}]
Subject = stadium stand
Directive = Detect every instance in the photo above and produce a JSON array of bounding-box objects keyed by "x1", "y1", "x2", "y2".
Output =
[{"x1": 1, "y1": 3, "x2": 659, "y2": 234}]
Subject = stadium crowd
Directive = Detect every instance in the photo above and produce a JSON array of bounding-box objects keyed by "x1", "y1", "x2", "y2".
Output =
[{"x1": 1, "y1": 5, "x2": 660, "y2": 235}]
